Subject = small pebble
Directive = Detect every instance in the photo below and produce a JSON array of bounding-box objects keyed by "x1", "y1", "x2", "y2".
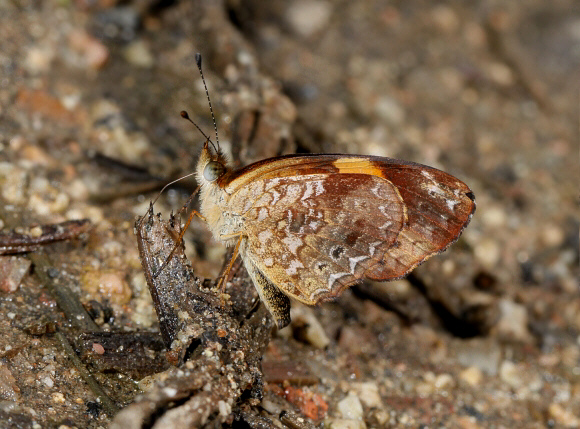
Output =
[
  {"x1": 131, "y1": 295, "x2": 155, "y2": 328},
  {"x1": 0, "y1": 256, "x2": 32, "y2": 293},
  {"x1": 455, "y1": 415, "x2": 480, "y2": 429},
  {"x1": 431, "y1": 5, "x2": 459, "y2": 33},
  {"x1": 218, "y1": 400, "x2": 231, "y2": 417},
  {"x1": 481, "y1": 205, "x2": 507, "y2": 228},
  {"x1": 374, "y1": 96, "x2": 405, "y2": 125},
  {"x1": 0, "y1": 163, "x2": 27, "y2": 204},
  {"x1": 25, "y1": 46, "x2": 54, "y2": 74},
  {"x1": 20, "y1": 145, "x2": 55, "y2": 167},
  {"x1": 373, "y1": 410, "x2": 389, "y2": 426},
  {"x1": 0, "y1": 363, "x2": 20, "y2": 400},
  {"x1": 487, "y1": 62, "x2": 514, "y2": 86},
  {"x1": 499, "y1": 360, "x2": 524, "y2": 389},
  {"x1": 81, "y1": 269, "x2": 132, "y2": 305},
  {"x1": 66, "y1": 178, "x2": 89, "y2": 201},
  {"x1": 464, "y1": 22, "x2": 486, "y2": 48},
  {"x1": 286, "y1": 0, "x2": 332, "y2": 37},
  {"x1": 538, "y1": 353, "x2": 560, "y2": 368},
  {"x1": 434, "y1": 373, "x2": 455, "y2": 391},
  {"x1": 123, "y1": 40, "x2": 154, "y2": 68},
  {"x1": 101, "y1": 240, "x2": 123, "y2": 257},
  {"x1": 459, "y1": 366, "x2": 483, "y2": 387},
  {"x1": 351, "y1": 382, "x2": 382, "y2": 408},
  {"x1": 415, "y1": 380, "x2": 434, "y2": 397},
  {"x1": 52, "y1": 392, "x2": 66, "y2": 404},
  {"x1": 68, "y1": 29, "x2": 109, "y2": 69},
  {"x1": 29, "y1": 226, "x2": 43, "y2": 238},
  {"x1": 84, "y1": 206, "x2": 105, "y2": 224},
  {"x1": 28, "y1": 192, "x2": 70, "y2": 216},
  {"x1": 289, "y1": 304, "x2": 330, "y2": 349},
  {"x1": 548, "y1": 403, "x2": 580, "y2": 427},
  {"x1": 337, "y1": 392, "x2": 364, "y2": 421},
  {"x1": 496, "y1": 299, "x2": 533, "y2": 343},
  {"x1": 42, "y1": 376, "x2": 54, "y2": 388},
  {"x1": 416, "y1": 371, "x2": 455, "y2": 395},
  {"x1": 474, "y1": 237, "x2": 501, "y2": 269},
  {"x1": 92, "y1": 343, "x2": 105, "y2": 355},
  {"x1": 456, "y1": 338, "x2": 501, "y2": 376},
  {"x1": 138, "y1": 374, "x2": 163, "y2": 393},
  {"x1": 541, "y1": 223, "x2": 565, "y2": 248}
]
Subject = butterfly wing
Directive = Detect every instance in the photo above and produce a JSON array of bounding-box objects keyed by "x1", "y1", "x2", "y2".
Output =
[{"x1": 222, "y1": 155, "x2": 475, "y2": 304}]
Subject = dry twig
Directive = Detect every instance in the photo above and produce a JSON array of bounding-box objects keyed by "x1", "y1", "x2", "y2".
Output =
[{"x1": 111, "y1": 206, "x2": 276, "y2": 428}]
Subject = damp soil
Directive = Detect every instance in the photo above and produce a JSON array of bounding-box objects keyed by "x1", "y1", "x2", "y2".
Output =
[{"x1": 0, "y1": 1, "x2": 577, "y2": 428}]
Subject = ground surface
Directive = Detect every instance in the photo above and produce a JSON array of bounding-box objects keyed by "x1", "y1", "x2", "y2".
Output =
[{"x1": 0, "y1": 0, "x2": 578, "y2": 428}]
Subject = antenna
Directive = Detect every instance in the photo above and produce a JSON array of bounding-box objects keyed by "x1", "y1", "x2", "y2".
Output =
[
  {"x1": 195, "y1": 53, "x2": 220, "y2": 152},
  {"x1": 180, "y1": 110, "x2": 217, "y2": 153}
]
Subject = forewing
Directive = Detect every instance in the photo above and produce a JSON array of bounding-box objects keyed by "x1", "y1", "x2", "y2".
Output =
[
  {"x1": 363, "y1": 162, "x2": 475, "y2": 280},
  {"x1": 223, "y1": 155, "x2": 475, "y2": 304}
]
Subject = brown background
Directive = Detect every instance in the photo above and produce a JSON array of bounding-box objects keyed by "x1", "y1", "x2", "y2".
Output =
[{"x1": 0, "y1": 0, "x2": 577, "y2": 427}]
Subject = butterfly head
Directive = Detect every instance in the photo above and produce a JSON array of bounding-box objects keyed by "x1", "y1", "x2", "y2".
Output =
[{"x1": 196, "y1": 140, "x2": 229, "y2": 186}]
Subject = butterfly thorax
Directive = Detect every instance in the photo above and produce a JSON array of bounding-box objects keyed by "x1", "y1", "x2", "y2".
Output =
[{"x1": 196, "y1": 143, "x2": 243, "y2": 247}]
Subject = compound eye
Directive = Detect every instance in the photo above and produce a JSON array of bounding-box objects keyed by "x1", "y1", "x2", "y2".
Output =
[{"x1": 203, "y1": 161, "x2": 225, "y2": 182}]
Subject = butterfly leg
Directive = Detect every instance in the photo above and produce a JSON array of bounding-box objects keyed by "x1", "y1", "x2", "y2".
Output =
[
  {"x1": 153, "y1": 208, "x2": 206, "y2": 279},
  {"x1": 216, "y1": 233, "x2": 243, "y2": 294}
]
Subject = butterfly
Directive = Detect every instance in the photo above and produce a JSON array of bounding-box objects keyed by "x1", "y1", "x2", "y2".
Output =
[
  {"x1": 155, "y1": 55, "x2": 475, "y2": 330},
  {"x1": 190, "y1": 140, "x2": 475, "y2": 329}
]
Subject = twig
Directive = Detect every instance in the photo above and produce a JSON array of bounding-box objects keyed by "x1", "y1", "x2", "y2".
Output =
[
  {"x1": 111, "y1": 207, "x2": 276, "y2": 428},
  {"x1": 0, "y1": 219, "x2": 91, "y2": 255},
  {"x1": 55, "y1": 331, "x2": 120, "y2": 417}
]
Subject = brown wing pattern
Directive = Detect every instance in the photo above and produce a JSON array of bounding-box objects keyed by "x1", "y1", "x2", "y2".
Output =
[
  {"x1": 223, "y1": 155, "x2": 475, "y2": 304},
  {"x1": 231, "y1": 173, "x2": 406, "y2": 304},
  {"x1": 364, "y1": 163, "x2": 475, "y2": 280}
]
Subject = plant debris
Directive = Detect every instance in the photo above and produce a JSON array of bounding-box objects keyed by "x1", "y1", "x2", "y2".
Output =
[
  {"x1": 0, "y1": 219, "x2": 91, "y2": 255},
  {"x1": 110, "y1": 206, "x2": 278, "y2": 427}
]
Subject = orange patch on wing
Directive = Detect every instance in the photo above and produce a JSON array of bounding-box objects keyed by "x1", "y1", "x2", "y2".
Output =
[{"x1": 332, "y1": 158, "x2": 385, "y2": 178}]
